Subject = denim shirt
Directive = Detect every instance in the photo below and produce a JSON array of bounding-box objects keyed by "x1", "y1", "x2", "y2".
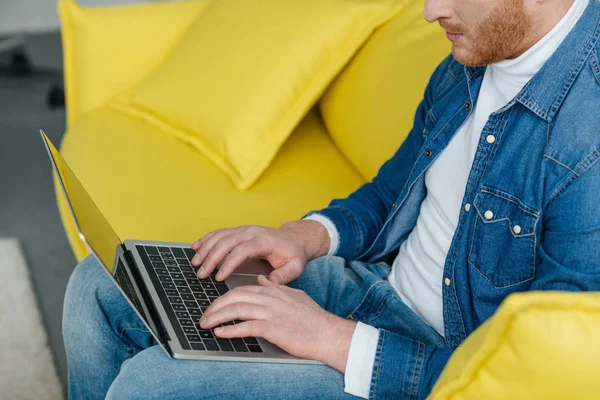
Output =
[{"x1": 308, "y1": 2, "x2": 600, "y2": 398}]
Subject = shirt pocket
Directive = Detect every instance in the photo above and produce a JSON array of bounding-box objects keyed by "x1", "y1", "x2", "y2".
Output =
[{"x1": 468, "y1": 188, "x2": 540, "y2": 289}]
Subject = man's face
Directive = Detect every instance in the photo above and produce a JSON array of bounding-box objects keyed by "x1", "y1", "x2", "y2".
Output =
[{"x1": 424, "y1": 0, "x2": 532, "y2": 66}]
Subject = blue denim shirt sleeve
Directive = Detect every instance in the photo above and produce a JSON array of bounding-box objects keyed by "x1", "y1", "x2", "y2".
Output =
[{"x1": 304, "y1": 56, "x2": 453, "y2": 260}]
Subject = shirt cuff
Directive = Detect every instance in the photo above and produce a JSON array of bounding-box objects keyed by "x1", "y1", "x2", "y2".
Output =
[
  {"x1": 302, "y1": 214, "x2": 339, "y2": 256},
  {"x1": 344, "y1": 322, "x2": 379, "y2": 399}
]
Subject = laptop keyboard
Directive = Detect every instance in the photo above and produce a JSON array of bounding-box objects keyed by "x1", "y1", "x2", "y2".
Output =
[{"x1": 136, "y1": 245, "x2": 263, "y2": 353}]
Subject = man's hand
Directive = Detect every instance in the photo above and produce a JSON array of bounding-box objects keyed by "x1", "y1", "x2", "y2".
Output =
[
  {"x1": 191, "y1": 220, "x2": 330, "y2": 285},
  {"x1": 199, "y1": 275, "x2": 357, "y2": 372}
]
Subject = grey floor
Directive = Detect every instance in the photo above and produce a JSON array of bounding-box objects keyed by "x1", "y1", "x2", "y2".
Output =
[{"x1": 0, "y1": 32, "x2": 73, "y2": 389}]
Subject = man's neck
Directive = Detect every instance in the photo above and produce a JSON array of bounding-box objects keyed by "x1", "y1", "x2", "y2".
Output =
[{"x1": 508, "y1": 0, "x2": 577, "y2": 60}]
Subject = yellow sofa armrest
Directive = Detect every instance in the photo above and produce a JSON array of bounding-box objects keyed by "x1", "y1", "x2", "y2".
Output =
[
  {"x1": 59, "y1": 0, "x2": 209, "y2": 126},
  {"x1": 430, "y1": 291, "x2": 600, "y2": 399}
]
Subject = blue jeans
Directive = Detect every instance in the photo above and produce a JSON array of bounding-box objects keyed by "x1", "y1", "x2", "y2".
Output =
[{"x1": 63, "y1": 255, "x2": 444, "y2": 399}]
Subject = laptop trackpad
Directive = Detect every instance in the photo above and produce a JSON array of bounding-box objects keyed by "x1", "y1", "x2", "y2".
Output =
[{"x1": 230, "y1": 258, "x2": 274, "y2": 276}]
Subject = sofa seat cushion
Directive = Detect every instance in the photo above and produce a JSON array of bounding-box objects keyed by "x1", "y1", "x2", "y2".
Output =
[{"x1": 57, "y1": 107, "x2": 364, "y2": 261}]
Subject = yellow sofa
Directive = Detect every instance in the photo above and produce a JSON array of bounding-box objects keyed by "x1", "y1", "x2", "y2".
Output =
[{"x1": 56, "y1": 0, "x2": 600, "y2": 398}]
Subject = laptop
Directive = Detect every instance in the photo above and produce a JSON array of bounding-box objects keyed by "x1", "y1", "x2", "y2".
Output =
[{"x1": 41, "y1": 130, "x2": 319, "y2": 364}]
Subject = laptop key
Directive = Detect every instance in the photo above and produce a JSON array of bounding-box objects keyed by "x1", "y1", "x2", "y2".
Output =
[
  {"x1": 178, "y1": 287, "x2": 192, "y2": 294},
  {"x1": 183, "y1": 272, "x2": 197, "y2": 279},
  {"x1": 188, "y1": 308, "x2": 202, "y2": 317},
  {"x1": 204, "y1": 340, "x2": 219, "y2": 351},
  {"x1": 184, "y1": 301, "x2": 198, "y2": 308},
  {"x1": 152, "y1": 262, "x2": 165, "y2": 268},
  {"x1": 157, "y1": 246, "x2": 171, "y2": 253},
  {"x1": 145, "y1": 246, "x2": 159, "y2": 255},
  {"x1": 182, "y1": 294, "x2": 195, "y2": 301},
  {"x1": 230, "y1": 339, "x2": 248, "y2": 352},
  {"x1": 197, "y1": 300, "x2": 210, "y2": 307},
  {"x1": 194, "y1": 292, "x2": 207, "y2": 300},
  {"x1": 177, "y1": 258, "x2": 190, "y2": 266},
  {"x1": 176, "y1": 311, "x2": 189, "y2": 319},
  {"x1": 174, "y1": 280, "x2": 187, "y2": 286},
  {"x1": 187, "y1": 279, "x2": 199, "y2": 286},
  {"x1": 187, "y1": 335, "x2": 202, "y2": 342},
  {"x1": 201, "y1": 282, "x2": 215, "y2": 290},
  {"x1": 179, "y1": 319, "x2": 193, "y2": 327},
  {"x1": 206, "y1": 290, "x2": 219, "y2": 297},
  {"x1": 163, "y1": 283, "x2": 176, "y2": 289},
  {"x1": 159, "y1": 275, "x2": 173, "y2": 283},
  {"x1": 184, "y1": 248, "x2": 196, "y2": 260},
  {"x1": 191, "y1": 342, "x2": 206, "y2": 351},
  {"x1": 171, "y1": 273, "x2": 184, "y2": 280},
  {"x1": 244, "y1": 337, "x2": 259, "y2": 345},
  {"x1": 171, "y1": 248, "x2": 186, "y2": 258},
  {"x1": 169, "y1": 297, "x2": 183, "y2": 304},
  {"x1": 164, "y1": 260, "x2": 178, "y2": 266},
  {"x1": 247, "y1": 345, "x2": 263, "y2": 353},
  {"x1": 215, "y1": 284, "x2": 229, "y2": 295},
  {"x1": 163, "y1": 254, "x2": 175, "y2": 260},
  {"x1": 190, "y1": 285, "x2": 202, "y2": 293},
  {"x1": 199, "y1": 330, "x2": 214, "y2": 339},
  {"x1": 155, "y1": 268, "x2": 169, "y2": 275},
  {"x1": 173, "y1": 304, "x2": 186, "y2": 311},
  {"x1": 217, "y1": 339, "x2": 234, "y2": 352},
  {"x1": 166, "y1": 289, "x2": 178, "y2": 296},
  {"x1": 183, "y1": 327, "x2": 196, "y2": 334},
  {"x1": 167, "y1": 266, "x2": 179, "y2": 273},
  {"x1": 149, "y1": 255, "x2": 162, "y2": 262}
]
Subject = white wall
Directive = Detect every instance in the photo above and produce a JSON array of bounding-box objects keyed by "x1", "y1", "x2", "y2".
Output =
[{"x1": 0, "y1": 0, "x2": 158, "y2": 35}]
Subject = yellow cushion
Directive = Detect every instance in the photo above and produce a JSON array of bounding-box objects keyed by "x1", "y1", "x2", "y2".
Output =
[
  {"x1": 58, "y1": 0, "x2": 210, "y2": 127},
  {"x1": 319, "y1": 0, "x2": 450, "y2": 180},
  {"x1": 430, "y1": 291, "x2": 600, "y2": 400},
  {"x1": 57, "y1": 107, "x2": 364, "y2": 262},
  {"x1": 110, "y1": 0, "x2": 404, "y2": 191}
]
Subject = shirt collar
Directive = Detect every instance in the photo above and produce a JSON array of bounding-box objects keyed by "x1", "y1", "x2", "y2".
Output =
[{"x1": 464, "y1": 0, "x2": 600, "y2": 121}]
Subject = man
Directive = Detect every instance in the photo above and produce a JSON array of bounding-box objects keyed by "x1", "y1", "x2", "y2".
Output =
[{"x1": 63, "y1": 0, "x2": 600, "y2": 398}]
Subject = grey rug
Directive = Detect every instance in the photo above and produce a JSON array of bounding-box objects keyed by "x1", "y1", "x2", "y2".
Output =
[{"x1": 0, "y1": 238, "x2": 64, "y2": 399}]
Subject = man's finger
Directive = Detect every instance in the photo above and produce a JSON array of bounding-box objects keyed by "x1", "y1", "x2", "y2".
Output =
[
  {"x1": 214, "y1": 238, "x2": 271, "y2": 282},
  {"x1": 203, "y1": 287, "x2": 267, "y2": 318},
  {"x1": 198, "y1": 233, "x2": 254, "y2": 278},
  {"x1": 200, "y1": 302, "x2": 268, "y2": 329},
  {"x1": 213, "y1": 320, "x2": 265, "y2": 339},
  {"x1": 191, "y1": 228, "x2": 225, "y2": 251},
  {"x1": 192, "y1": 229, "x2": 239, "y2": 267},
  {"x1": 268, "y1": 261, "x2": 302, "y2": 285},
  {"x1": 257, "y1": 274, "x2": 277, "y2": 287}
]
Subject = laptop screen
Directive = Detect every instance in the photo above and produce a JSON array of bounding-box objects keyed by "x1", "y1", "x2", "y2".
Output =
[
  {"x1": 41, "y1": 132, "x2": 122, "y2": 272},
  {"x1": 41, "y1": 131, "x2": 170, "y2": 350}
]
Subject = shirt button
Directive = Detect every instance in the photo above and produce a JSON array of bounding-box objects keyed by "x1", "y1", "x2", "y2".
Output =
[
  {"x1": 444, "y1": 277, "x2": 452, "y2": 286},
  {"x1": 425, "y1": 149, "x2": 433, "y2": 158},
  {"x1": 464, "y1": 203, "x2": 471, "y2": 212},
  {"x1": 465, "y1": 102, "x2": 472, "y2": 110},
  {"x1": 486, "y1": 134, "x2": 496, "y2": 144},
  {"x1": 392, "y1": 203, "x2": 397, "y2": 209},
  {"x1": 513, "y1": 225, "x2": 522, "y2": 235},
  {"x1": 484, "y1": 210, "x2": 494, "y2": 220}
]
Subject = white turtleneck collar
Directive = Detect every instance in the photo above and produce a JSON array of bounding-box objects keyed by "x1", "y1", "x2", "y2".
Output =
[{"x1": 488, "y1": 0, "x2": 589, "y2": 95}]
